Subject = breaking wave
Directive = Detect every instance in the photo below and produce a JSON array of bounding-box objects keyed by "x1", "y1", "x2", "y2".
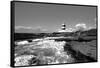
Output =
[{"x1": 15, "y1": 39, "x2": 75, "y2": 66}]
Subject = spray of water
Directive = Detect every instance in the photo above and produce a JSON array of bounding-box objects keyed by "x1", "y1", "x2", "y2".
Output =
[{"x1": 15, "y1": 39, "x2": 75, "y2": 66}]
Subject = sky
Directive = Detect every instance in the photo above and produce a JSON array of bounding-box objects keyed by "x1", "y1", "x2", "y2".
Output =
[{"x1": 14, "y1": 2, "x2": 97, "y2": 33}]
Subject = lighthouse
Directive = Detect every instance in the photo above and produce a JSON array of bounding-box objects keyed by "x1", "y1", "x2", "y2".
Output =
[
  {"x1": 61, "y1": 23, "x2": 66, "y2": 30},
  {"x1": 58, "y1": 23, "x2": 74, "y2": 32},
  {"x1": 58, "y1": 23, "x2": 67, "y2": 32}
]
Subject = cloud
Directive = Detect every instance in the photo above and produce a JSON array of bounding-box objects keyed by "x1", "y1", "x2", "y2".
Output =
[
  {"x1": 75, "y1": 23, "x2": 87, "y2": 31},
  {"x1": 15, "y1": 26, "x2": 48, "y2": 33},
  {"x1": 75, "y1": 23, "x2": 86, "y2": 29},
  {"x1": 88, "y1": 26, "x2": 96, "y2": 30},
  {"x1": 15, "y1": 26, "x2": 33, "y2": 30}
]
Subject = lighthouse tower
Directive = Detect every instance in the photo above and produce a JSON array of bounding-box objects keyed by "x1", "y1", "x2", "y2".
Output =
[
  {"x1": 58, "y1": 23, "x2": 67, "y2": 32},
  {"x1": 61, "y1": 23, "x2": 66, "y2": 30},
  {"x1": 58, "y1": 23, "x2": 73, "y2": 32}
]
